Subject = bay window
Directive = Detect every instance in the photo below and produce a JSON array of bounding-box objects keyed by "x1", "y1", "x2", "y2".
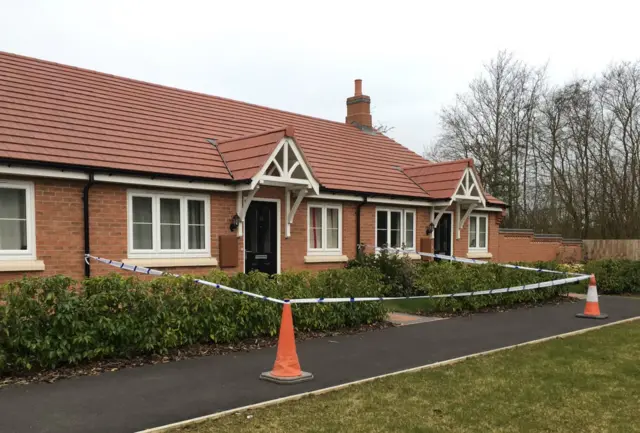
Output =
[
  {"x1": 128, "y1": 191, "x2": 210, "y2": 258},
  {"x1": 376, "y1": 209, "x2": 415, "y2": 250},
  {"x1": 307, "y1": 203, "x2": 342, "y2": 254},
  {"x1": 0, "y1": 181, "x2": 35, "y2": 260},
  {"x1": 468, "y1": 214, "x2": 488, "y2": 251}
]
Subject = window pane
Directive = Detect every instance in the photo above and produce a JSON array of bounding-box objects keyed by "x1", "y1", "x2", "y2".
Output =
[
  {"x1": 326, "y1": 208, "x2": 339, "y2": 249},
  {"x1": 469, "y1": 217, "x2": 477, "y2": 248},
  {"x1": 132, "y1": 196, "x2": 152, "y2": 223},
  {"x1": 188, "y1": 200, "x2": 205, "y2": 225},
  {"x1": 160, "y1": 199, "x2": 181, "y2": 224},
  {"x1": 161, "y1": 225, "x2": 181, "y2": 249},
  {"x1": 0, "y1": 188, "x2": 28, "y2": 251},
  {"x1": 376, "y1": 211, "x2": 388, "y2": 248},
  {"x1": 133, "y1": 223, "x2": 153, "y2": 250},
  {"x1": 187, "y1": 200, "x2": 205, "y2": 250},
  {"x1": 188, "y1": 226, "x2": 205, "y2": 250},
  {"x1": 405, "y1": 212, "x2": 414, "y2": 249},
  {"x1": 0, "y1": 189, "x2": 26, "y2": 219},
  {"x1": 376, "y1": 211, "x2": 387, "y2": 230},
  {"x1": 160, "y1": 198, "x2": 181, "y2": 249},
  {"x1": 0, "y1": 220, "x2": 27, "y2": 250},
  {"x1": 479, "y1": 216, "x2": 487, "y2": 248},
  {"x1": 390, "y1": 211, "x2": 401, "y2": 248},
  {"x1": 308, "y1": 207, "x2": 323, "y2": 249}
]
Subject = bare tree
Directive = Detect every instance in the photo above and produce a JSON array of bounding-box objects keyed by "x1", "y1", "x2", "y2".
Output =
[{"x1": 429, "y1": 51, "x2": 640, "y2": 239}]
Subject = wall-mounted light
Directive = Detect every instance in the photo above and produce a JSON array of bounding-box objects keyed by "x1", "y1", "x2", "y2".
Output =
[
  {"x1": 426, "y1": 223, "x2": 435, "y2": 235},
  {"x1": 229, "y1": 214, "x2": 241, "y2": 232}
]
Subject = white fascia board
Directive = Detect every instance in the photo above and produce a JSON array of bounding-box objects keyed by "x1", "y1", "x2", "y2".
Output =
[
  {"x1": 94, "y1": 174, "x2": 236, "y2": 192},
  {"x1": 474, "y1": 206, "x2": 504, "y2": 212},
  {"x1": 312, "y1": 193, "x2": 365, "y2": 202},
  {"x1": 367, "y1": 197, "x2": 432, "y2": 207},
  {"x1": 0, "y1": 164, "x2": 89, "y2": 180}
]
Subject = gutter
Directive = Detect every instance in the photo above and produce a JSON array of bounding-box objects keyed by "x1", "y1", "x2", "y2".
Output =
[
  {"x1": 83, "y1": 172, "x2": 95, "y2": 278},
  {"x1": 356, "y1": 195, "x2": 369, "y2": 254}
]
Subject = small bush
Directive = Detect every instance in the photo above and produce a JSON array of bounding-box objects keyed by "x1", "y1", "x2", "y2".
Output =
[
  {"x1": 0, "y1": 267, "x2": 387, "y2": 375},
  {"x1": 347, "y1": 247, "x2": 416, "y2": 296}
]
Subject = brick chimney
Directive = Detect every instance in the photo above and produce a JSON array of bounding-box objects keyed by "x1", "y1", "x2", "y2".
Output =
[{"x1": 346, "y1": 79, "x2": 372, "y2": 130}]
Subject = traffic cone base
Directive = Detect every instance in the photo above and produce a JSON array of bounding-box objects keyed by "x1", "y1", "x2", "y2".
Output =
[
  {"x1": 260, "y1": 304, "x2": 313, "y2": 385},
  {"x1": 576, "y1": 275, "x2": 608, "y2": 320}
]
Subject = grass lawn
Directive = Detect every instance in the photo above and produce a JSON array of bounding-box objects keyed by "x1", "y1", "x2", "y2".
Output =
[{"x1": 174, "y1": 320, "x2": 640, "y2": 433}]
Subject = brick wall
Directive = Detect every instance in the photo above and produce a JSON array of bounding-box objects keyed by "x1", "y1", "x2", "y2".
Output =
[
  {"x1": 0, "y1": 175, "x2": 583, "y2": 285},
  {"x1": 496, "y1": 230, "x2": 583, "y2": 263},
  {"x1": 0, "y1": 177, "x2": 86, "y2": 283}
]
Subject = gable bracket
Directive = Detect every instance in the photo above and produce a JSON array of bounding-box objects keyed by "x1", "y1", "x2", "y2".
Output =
[
  {"x1": 235, "y1": 186, "x2": 261, "y2": 237},
  {"x1": 285, "y1": 188, "x2": 308, "y2": 238},
  {"x1": 456, "y1": 202, "x2": 477, "y2": 239},
  {"x1": 430, "y1": 206, "x2": 449, "y2": 239}
]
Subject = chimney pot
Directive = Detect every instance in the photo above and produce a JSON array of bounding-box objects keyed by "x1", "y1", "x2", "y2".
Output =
[{"x1": 345, "y1": 79, "x2": 372, "y2": 130}]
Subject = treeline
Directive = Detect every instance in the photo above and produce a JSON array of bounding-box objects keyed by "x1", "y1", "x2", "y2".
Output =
[{"x1": 428, "y1": 51, "x2": 640, "y2": 239}]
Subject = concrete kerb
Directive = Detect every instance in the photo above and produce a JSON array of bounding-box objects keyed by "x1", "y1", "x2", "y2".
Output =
[{"x1": 136, "y1": 315, "x2": 640, "y2": 433}]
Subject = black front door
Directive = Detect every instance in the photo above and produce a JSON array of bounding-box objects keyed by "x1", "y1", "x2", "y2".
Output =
[
  {"x1": 245, "y1": 201, "x2": 278, "y2": 274},
  {"x1": 434, "y1": 213, "x2": 452, "y2": 256}
]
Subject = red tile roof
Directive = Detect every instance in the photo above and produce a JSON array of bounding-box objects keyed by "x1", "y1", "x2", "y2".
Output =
[
  {"x1": 0, "y1": 52, "x2": 429, "y2": 197},
  {"x1": 402, "y1": 159, "x2": 506, "y2": 206},
  {"x1": 217, "y1": 126, "x2": 292, "y2": 180},
  {"x1": 403, "y1": 159, "x2": 471, "y2": 199}
]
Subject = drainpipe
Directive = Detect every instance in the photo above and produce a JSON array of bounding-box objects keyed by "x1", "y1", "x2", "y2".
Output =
[
  {"x1": 356, "y1": 195, "x2": 368, "y2": 254},
  {"x1": 83, "y1": 172, "x2": 95, "y2": 278}
]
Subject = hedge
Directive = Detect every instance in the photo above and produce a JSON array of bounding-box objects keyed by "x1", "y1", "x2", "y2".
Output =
[
  {"x1": 0, "y1": 268, "x2": 387, "y2": 374},
  {"x1": 584, "y1": 260, "x2": 640, "y2": 294},
  {"x1": 348, "y1": 251, "x2": 584, "y2": 312},
  {"x1": 411, "y1": 261, "x2": 574, "y2": 312}
]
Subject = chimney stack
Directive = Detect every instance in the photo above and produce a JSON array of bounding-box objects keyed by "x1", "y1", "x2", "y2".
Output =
[{"x1": 346, "y1": 79, "x2": 372, "y2": 130}]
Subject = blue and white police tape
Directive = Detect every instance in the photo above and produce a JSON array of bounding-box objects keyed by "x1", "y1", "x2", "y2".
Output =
[
  {"x1": 374, "y1": 246, "x2": 589, "y2": 277},
  {"x1": 283, "y1": 273, "x2": 590, "y2": 303},
  {"x1": 84, "y1": 255, "x2": 286, "y2": 304},
  {"x1": 86, "y1": 254, "x2": 589, "y2": 305}
]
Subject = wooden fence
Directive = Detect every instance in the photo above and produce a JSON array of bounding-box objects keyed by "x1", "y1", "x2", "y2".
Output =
[{"x1": 583, "y1": 240, "x2": 640, "y2": 260}]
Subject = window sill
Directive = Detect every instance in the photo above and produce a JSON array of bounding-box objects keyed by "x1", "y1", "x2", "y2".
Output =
[
  {"x1": 304, "y1": 255, "x2": 349, "y2": 264},
  {"x1": 122, "y1": 257, "x2": 218, "y2": 268},
  {"x1": 467, "y1": 251, "x2": 492, "y2": 259},
  {"x1": 0, "y1": 260, "x2": 46, "y2": 272}
]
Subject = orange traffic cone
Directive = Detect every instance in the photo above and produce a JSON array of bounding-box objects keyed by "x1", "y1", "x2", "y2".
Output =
[
  {"x1": 576, "y1": 275, "x2": 608, "y2": 319},
  {"x1": 260, "y1": 303, "x2": 313, "y2": 384}
]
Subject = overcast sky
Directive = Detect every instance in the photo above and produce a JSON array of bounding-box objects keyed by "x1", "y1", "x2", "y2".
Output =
[{"x1": 2, "y1": 0, "x2": 638, "y2": 155}]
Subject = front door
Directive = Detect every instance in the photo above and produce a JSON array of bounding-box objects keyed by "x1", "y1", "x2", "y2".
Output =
[
  {"x1": 245, "y1": 201, "x2": 278, "y2": 274},
  {"x1": 434, "y1": 213, "x2": 452, "y2": 256}
]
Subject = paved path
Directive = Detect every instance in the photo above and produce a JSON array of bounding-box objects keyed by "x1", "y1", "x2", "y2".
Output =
[{"x1": 0, "y1": 296, "x2": 638, "y2": 433}]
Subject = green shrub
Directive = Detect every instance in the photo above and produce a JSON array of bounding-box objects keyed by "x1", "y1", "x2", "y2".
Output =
[
  {"x1": 411, "y1": 261, "x2": 569, "y2": 313},
  {"x1": 584, "y1": 259, "x2": 640, "y2": 294},
  {"x1": 347, "y1": 247, "x2": 416, "y2": 296},
  {"x1": 0, "y1": 268, "x2": 387, "y2": 375}
]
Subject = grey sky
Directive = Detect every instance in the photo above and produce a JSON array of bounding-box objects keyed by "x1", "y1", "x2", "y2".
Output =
[{"x1": 2, "y1": 0, "x2": 638, "y2": 155}]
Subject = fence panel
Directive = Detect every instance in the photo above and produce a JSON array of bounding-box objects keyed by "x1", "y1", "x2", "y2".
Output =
[{"x1": 583, "y1": 240, "x2": 640, "y2": 260}]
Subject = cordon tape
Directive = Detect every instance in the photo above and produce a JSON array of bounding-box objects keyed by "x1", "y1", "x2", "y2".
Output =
[{"x1": 84, "y1": 251, "x2": 590, "y2": 305}]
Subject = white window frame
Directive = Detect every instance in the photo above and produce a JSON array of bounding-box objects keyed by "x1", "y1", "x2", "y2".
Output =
[
  {"x1": 468, "y1": 214, "x2": 489, "y2": 252},
  {"x1": 127, "y1": 190, "x2": 211, "y2": 259},
  {"x1": 375, "y1": 208, "x2": 416, "y2": 251},
  {"x1": 306, "y1": 202, "x2": 342, "y2": 255},
  {"x1": 0, "y1": 180, "x2": 36, "y2": 261}
]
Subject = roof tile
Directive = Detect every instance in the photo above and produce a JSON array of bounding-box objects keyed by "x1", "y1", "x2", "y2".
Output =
[{"x1": 0, "y1": 52, "x2": 428, "y2": 196}]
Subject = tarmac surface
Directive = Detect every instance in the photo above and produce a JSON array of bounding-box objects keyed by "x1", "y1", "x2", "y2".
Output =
[{"x1": 0, "y1": 296, "x2": 638, "y2": 433}]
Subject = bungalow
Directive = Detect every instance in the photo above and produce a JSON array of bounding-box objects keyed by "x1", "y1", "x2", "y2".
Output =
[{"x1": 0, "y1": 52, "x2": 574, "y2": 283}]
